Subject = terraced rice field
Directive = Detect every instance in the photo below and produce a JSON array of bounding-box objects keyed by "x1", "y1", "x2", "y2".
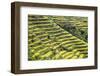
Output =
[{"x1": 28, "y1": 15, "x2": 88, "y2": 60}]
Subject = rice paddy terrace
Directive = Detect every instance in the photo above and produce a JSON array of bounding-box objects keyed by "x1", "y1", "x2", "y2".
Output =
[{"x1": 28, "y1": 15, "x2": 88, "y2": 60}]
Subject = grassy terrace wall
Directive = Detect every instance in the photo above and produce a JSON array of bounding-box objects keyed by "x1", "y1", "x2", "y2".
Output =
[{"x1": 28, "y1": 15, "x2": 88, "y2": 60}]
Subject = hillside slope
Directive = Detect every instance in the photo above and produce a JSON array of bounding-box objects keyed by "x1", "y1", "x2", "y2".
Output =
[{"x1": 28, "y1": 15, "x2": 88, "y2": 60}]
